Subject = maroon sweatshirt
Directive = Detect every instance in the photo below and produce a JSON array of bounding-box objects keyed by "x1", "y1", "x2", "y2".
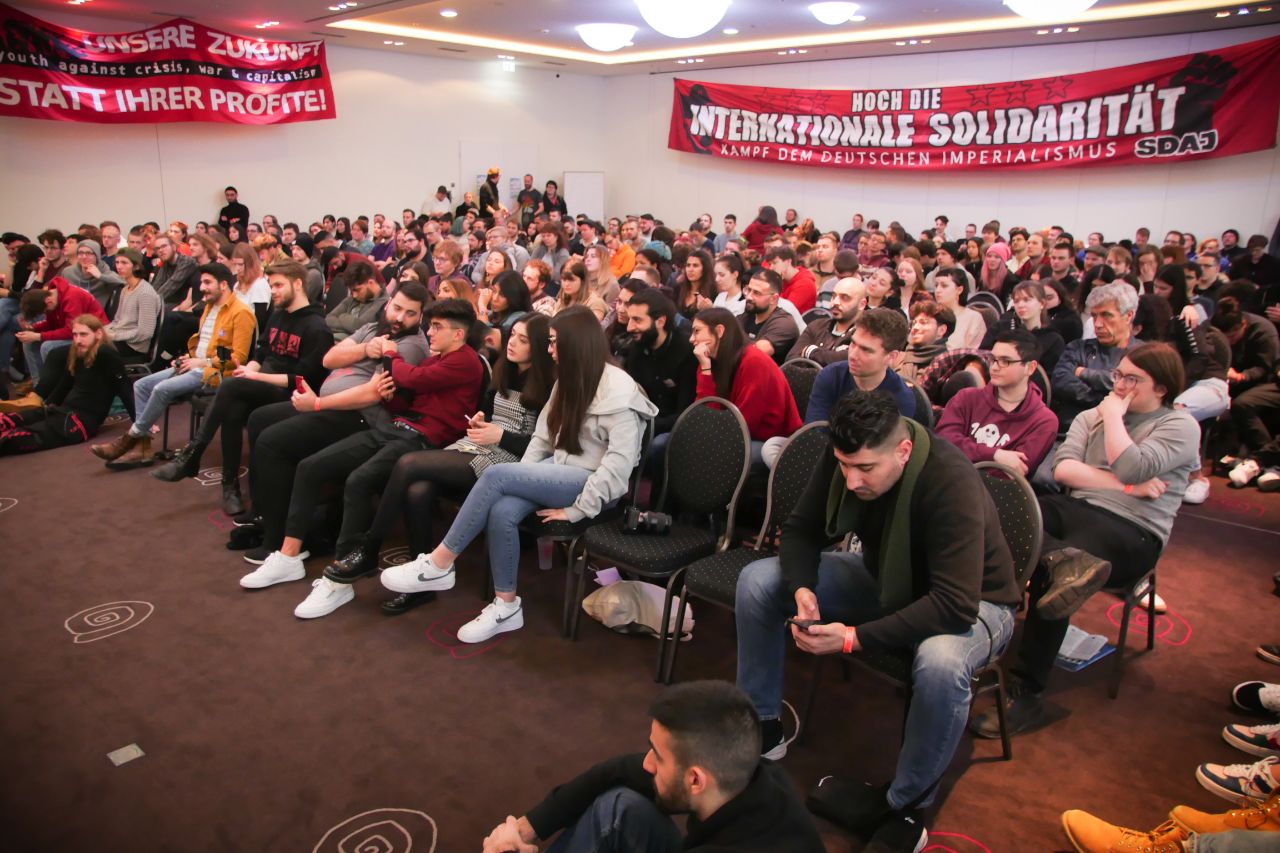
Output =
[
  {"x1": 388, "y1": 344, "x2": 483, "y2": 447},
  {"x1": 32, "y1": 276, "x2": 109, "y2": 341},
  {"x1": 935, "y1": 382, "x2": 1058, "y2": 472}
]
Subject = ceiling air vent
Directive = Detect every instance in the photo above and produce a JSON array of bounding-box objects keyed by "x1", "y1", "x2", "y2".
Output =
[
  {"x1": 543, "y1": 60, "x2": 567, "y2": 66},
  {"x1": 438, "y1": 46, "x2": 468, "y2": 53}
]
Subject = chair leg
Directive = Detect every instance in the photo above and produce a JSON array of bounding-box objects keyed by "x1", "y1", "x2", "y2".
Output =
[
  {"x1": 654, "y1": 573, "x2": 680, "y2": 683},
  {"x1": 560, "y1": 539, "x2": 579, "y2": 639},
  {"x1": 993, "y1": 668, "x2": 1013, "y2": 761},
  {"x1": 1145, "y1": 574, "x2": 1157, "y2": 651},
  {"x1": 161, "y1": 406, "x2": 170, "y2": 451},
  {"x1": 665, "y1": 590, "x2": 690, "y2": 685},
  {"x1": 798, "y1": 657, "x2": 826, "y2": 746},
  {"x1": 569, "y1": 548, "x2": 589, "y2": 640},
  {"x1": 1109, "y1": 599, "x2": 1134, "y2": 700}
]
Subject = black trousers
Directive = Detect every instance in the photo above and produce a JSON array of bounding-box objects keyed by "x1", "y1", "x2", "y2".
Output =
[
  {"x1": 1230, "y1": 380, "x2": 1280, "y2": 465},
  {"x1": 287, "y1": 423, "x2": 432, "y2": 555},
  {"x1": 367, "y1": 449, "x2": 478, "y2": 555},
  {"x1": 251, "y1": 405, "x2": 368, "y2": 549},
  {"x1": 152, "y1": 310, "x2": 198, "y2": 370},
  {"x1": 1013, "y1": 492, "x2": 1163, "y2": 692},
  {"x1": 0, "y1": 406, "x2": 99, "y2": 455},
  {"x1": 194, "y1": 377, "x2": 290, "y2": 483}
]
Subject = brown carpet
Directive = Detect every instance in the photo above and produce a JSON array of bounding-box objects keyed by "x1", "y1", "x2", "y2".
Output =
[{"x1": 2, "y1": 412, "x2": 1279, "y2": 852}]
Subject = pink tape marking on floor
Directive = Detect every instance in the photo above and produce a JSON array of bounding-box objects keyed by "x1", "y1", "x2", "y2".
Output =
[
  {"x1": 425, "y1": 611, "x2": 506, "y2": 659},
  {"x1": 1105, "y1": 601, "x2": 1192, "y2": 647},
  {"x1": 922, "y1": 830, "x2": 993, "y2": 852}
]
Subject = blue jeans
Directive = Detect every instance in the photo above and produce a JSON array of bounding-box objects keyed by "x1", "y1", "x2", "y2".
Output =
[
  {"x1": 440, "y1": 460, "x2": 591, "y2": 593},
  {"x1": 735, "y1": 552, "x2": 1016, "y2": 809},
  {"x1": 23, "y1": 338, "x2": 70, "y2": 382},
  {"x1": 0, "y1": 297, "x2": 18, "y2": 377},
  {"x1": 546, "y1": 787, "x2": 682, "y2": 853},
  {"x1": 130, "y1": 367, "x2": 205, "y2": 434},
  {"x1": 1175, "y1": 378, "x2": 1230, "y2": 422},
  {"x1": 1188, "y1": 831, "x2": 1280, "y2": 852}
]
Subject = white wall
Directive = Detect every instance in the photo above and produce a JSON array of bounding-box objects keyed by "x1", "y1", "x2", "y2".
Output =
[
  {"x1": 3, "y1": 11, "x2": 1279, "y2": 244},
  {"x1": 603, "y1": 24, "x2": 1280, "y2": 242}
]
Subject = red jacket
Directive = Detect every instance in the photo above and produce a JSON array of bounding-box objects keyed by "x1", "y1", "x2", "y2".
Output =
[
  {"x1": 741, "y1": 220, "x2": 783, "y2": 252},
  {"x1": 697, "y1": 344, "x2": 801, "y2": 440},
  {"x1": 32, "y1": 276, "x2": 108, "y2": 341},
  {"x1": 781, "y1": 267, "x2": 817, "y2": 314},
  {"x1": 388, "y1": 344, "x2": 484, "y2": 447}
]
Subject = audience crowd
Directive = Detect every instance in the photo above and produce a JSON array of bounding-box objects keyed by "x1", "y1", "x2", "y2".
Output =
[{"x1": 3, "y1": 176, "x2": 1279, "y2": 852}]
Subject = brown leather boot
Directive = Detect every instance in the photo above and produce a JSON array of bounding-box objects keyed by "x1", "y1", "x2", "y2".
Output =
[
  {"x1": 106, "y1": 436, "x2": 154, "y2": 470},
  {"x1": 91, "y1": 431, "x2": 138, "y2": 462}
]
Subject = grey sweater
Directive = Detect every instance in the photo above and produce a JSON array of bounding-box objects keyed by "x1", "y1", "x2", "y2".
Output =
[
  {"x1": 1054, "y1": 405, "x2": 1200, "y2": 545},
  {"x1": 107, "y1": 281, "x2": 162, "y2": 351}
]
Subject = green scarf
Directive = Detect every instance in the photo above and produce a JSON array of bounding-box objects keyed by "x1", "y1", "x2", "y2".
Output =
[{"x1": 825, "y1": 420, "x2": 930, "y2": 613}]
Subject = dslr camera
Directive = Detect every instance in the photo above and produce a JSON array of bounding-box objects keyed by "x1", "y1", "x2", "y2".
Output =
[{"x1": 622, "y1": 506, "x2": 672, "y2": 535}]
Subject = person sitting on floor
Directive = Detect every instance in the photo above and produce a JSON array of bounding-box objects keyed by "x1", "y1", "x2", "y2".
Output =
[
  {"x1": 13, "y1": 275, "x2": 108, "y2": 390},
  {"x1": 1212, "y1": 296, "x2": 1280, "y2": 490},
  {"x1": 971, "y1": 342, "x2": 1200, "y2": 740},
  {"x1": 0, "y1": 315, "x2": 134, "y2": 455},
  {"x1": 377, "y1": 306, "x2": 658, "y2": 642},
  {"x1": 735, "y1": 390, "x2": 1021, "y2": 851},
  {"x1": 936, "y1": 329, "x2": 1058, "y2": 476},
  {"x1": 479, "y1": 680, "x2": 824, "y2": 853},
  {"x1": 91, "y1": 262, "x2": 255, "y2": 472}
]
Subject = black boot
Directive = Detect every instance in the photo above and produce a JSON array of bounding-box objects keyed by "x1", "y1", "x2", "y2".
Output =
[
  {"x1": 323, "y1": 541, "x2": 382, "y2": 584},
  {"x1": 379, "y1": 591, "x2": 437, "y2": 615},
  {"x1": 221, "y1": 483, "x2": 245, "y2": 516},
  {"x1": 150, "y1": 440, "x2": 206, "y2": 482}
]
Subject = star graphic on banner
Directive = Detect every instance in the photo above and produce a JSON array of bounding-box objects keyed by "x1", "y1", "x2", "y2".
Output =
[
  {"x1": 965, "y1": 85, "x2": 998, "y2": 108},
  {"x1": 1001, "y1": 80, "x2": 1036, "y2": 105},
  {"x1": 1041, "y1": 76, "x2": 1074, "y2": 101}
]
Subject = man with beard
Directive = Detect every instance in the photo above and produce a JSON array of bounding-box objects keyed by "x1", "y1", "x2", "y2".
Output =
[
  {"x1": 788, "y1": 276, "x2": 865, "y2": 365},
  {"x1": 479, "y1": 681, "x2": 822, "y2": 853},
  {"x1": 234, "y1": 281, "x2": 432, "y2": 559},
  {"x1": 622, "y1": 289, "x2": 697, "y2": 439},
  {"x1": 325, "y1": 259, "x2": 388, "y2": 342},
  {"x1": 218, "y1": 186, "x2": 249, "y2": 236},
  {"x1": 738, "y1": 269, "x2": 799, "y2": 365},
  {"x1": 896, "y1": 302, "x2": 955, "y2": 385},
  {"x1": 479, "y1": 167, "x2": 505, "y2": 226}
]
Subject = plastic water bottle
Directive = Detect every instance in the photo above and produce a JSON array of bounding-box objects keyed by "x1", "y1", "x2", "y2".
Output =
[{"x1": 537, "y1": 537, "x2": 554, "y2": 571}]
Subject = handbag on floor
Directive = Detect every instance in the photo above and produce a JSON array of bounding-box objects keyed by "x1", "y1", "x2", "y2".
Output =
[{"x1": 582, "y1": 579, "x2": 694, "y2": 641}]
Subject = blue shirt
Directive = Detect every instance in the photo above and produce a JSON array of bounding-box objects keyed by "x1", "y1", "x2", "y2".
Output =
[{"x1": 805, "y1": 363, "x2": 917, "y2": 423}]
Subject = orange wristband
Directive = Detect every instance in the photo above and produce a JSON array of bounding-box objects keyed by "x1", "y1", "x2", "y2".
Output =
[
  {"x1": 1123, "y1": 484, "x2": 1133, "y2": 495},
  {"x1": 842, "y1": 626, "x2": 856, "y2": 654}
]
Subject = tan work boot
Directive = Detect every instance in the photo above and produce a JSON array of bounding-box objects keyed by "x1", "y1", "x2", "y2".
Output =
[
  {"x1": 1061, "y1": 811, "x2": 1187, "y2": 853},
  {"x1": 91, "y1": 431, "x2": 138, "y2": 461},
  {"x1": 0, "y1": 391, "x2": 41, "y2": 413},
  {"x1": 107, "y1": 436, "x2": 154, "y2": 470},
  {"x1": 1170, "y1": 790, "x2": 1280, "y2": 834}
]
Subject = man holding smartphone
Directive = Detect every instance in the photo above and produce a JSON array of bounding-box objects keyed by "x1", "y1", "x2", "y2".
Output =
[
  {"x1": 151, "y1": 260, "x2": 333, "y2": 516},
  {"x1": 733, "y1": 391, "x2": 1021, "y2": 851},
  {"x1": 92, "y1": 262, "x2": 254, "y2": 473}
]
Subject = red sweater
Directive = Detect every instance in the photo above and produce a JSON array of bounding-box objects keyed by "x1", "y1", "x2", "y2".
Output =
[
  {"x1": 741, "y1": 221, "x2": 783, "y2": 252},
  {"x1": 781, "y1": 267, "x2": 817, "y2": 314},
  {"x1": 32, "y1": 276, "x2": 108, "y2": 341},
  {"x1": 389, "y1": 344, "x2": 484, "y2": 447},
  {"x1": 697, "y1": 345, "x2": 802, "y2": 440}
]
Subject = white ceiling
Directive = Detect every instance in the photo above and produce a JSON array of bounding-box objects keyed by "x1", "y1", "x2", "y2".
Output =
[{"x1": 27, "y1": 0, "x2": 1279, "y2": 74}]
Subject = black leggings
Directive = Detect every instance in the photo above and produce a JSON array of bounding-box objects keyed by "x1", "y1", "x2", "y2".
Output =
[
  {"x1": 1013, "y1": 492, "x2": 1163, "y2": 692},
  {"x1": 367, "y1": 449, "x2": 478, "y2": 556},
  {"x1": 194, "y1": 377, "x2": 291, "y2": 482}
]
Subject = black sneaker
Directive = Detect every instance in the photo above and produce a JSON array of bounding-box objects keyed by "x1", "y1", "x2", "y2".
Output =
[
  {"x1": 226, "y1": 525, "x2": 263, "y2": 551},
  {"x1": 760, "y1": 717, "x2": 786, "y2": 760},
  {"x1": 1035, "y1": 547, "x2": 1112, "y2": 621},
  {"x1": 323, "y1": 544, "x2": 380, "y2": 584},
  {"x1": 379, "y1": 591, "x2": 437, "y2": 615},
  {"x1": 864, "y1": 809, "x2": 927, "y2": 853},
  {"x1": 806, "y1": 777, "x2": 892, "y2": 836},
  {"x1": 969, "y1": 681, "x2": 1045, "y2": 739}
]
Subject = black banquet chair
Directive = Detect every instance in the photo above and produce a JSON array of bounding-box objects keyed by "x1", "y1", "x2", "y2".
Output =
[{"x1": 780, "y1": 358, "x2": 822, "y2": 418}]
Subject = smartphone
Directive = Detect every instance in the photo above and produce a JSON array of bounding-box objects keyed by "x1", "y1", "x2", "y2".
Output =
[
  {"x1": 785, "y1": 617, "x2": 823, "y2": 631},
  {"x1": 381, "y1": 354, "x2": 394, "y2": 374},
  {"x1": 295, "y1": 376, "x2": 306, "y2": 394}
]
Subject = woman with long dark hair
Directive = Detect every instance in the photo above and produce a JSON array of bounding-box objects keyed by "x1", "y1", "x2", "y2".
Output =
[
  {"x1": 981, "y1": 280, "x2": 1066, "y2": 371},
  {"x1": 741, "y1": 205, "x2": 784, "y2": 253},
  {"x1": 1042, "y1": 278, "x2": 1083, "y2": 343},
  {"x1": 676, "y1": 248, "x2": 715, "y2": 320},
  {"x1": 712, "y1": 252, "x2": 748, "y2": 315},
  {"x1": 690, "y1": 307, "x2": 800, "y2": 465},
  {"x1": 530, "y1": 222, "x2": 570, "y2": 283},
  {"x1": 323, "y1": 314, "x2": 556, "y2": 609},
  {"x1": 379, "y1": 306, "x2": 657, "y2": 641},
  {"x1": 480, "y1": 270, "x2": 533, "y2": 352}
]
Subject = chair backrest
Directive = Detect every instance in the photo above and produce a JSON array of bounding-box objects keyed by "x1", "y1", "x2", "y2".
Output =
[
  {"x1": 144, "y1": 300, "x2": 166, "y2": 364},
  {"x1": 802, "y1": 307, "x2": 830, "y2": 324},
  {"x1": 661, "y1": 397, "x2": 751, "y2": 542},
  {"x1": 975, "y1": 461, "x2": 1043, "y2": 583},
  {"x1": 755, "y1": 421, "x2": 830, "y2": 547},
  {"x1": 780, "y1": 357, "x2": 822, "y2": 417},
  {"x1": 1031, "y1": 363, "x2": 1052, "y2": 408},
  {"x1": 968, "y1": 291, "x2": 1004, "y2": 315},
  {"x1": 906, "y1": 381, "x2": 934, "y2": 429},
  {"x1": 970, "y1": 302, "x2": 999, "y2": 331}
]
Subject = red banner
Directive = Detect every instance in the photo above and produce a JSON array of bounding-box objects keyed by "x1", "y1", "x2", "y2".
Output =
[
  {"x1": 669, "y1": 36, "x2": 1280, "y2": 171},
  {"x1": 0, "y1": 3, "x2": 334, "y2": 124}
]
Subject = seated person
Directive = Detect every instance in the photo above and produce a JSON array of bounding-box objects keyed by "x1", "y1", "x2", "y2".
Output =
[
  {"x1": 60, "y1": 238, "x2": 123, "y2": 311},
  {"x1": 91, "y1": 262, "x2": 255, "y2": 471},
  {"x1": 936, "y1": 329, "x2": 1058, "y2": 476},
  {"x1": 105, "y1": 248, "x2": 162, "y2": 362},
  {"x1": 1, "y1": 315, "x2": 133, "y2": 455},
  {"x1": 238, "y1": 282, "x2": 432, "y2": 559},
  {"x1": 238, "y1": 299, "x2": 482, "y2": 604},
  {"x1": 14, "y1": 275, "x2": 108, "y2": 388},
  {"x1": 735, "y1": 391, "x2": 1021, "y2": 850},
  {"x1": 606, "y1": 277, "x2": 646, "y2": 357},
  {"x1": 980, "y1": 281, "x2": 1066, "y2": 372},
  {"x1": 621, "y1": 289, "x2": 696, "y2": 439},
  {"x1": 739, "y1": 269, "x2": 800, "y2": 366},
  {"x1": 151, "y1": 260, "x2": 334, "y2": 515},
  {"x1": 972, "y1": 343, "x2": 1200, "y2": 738},
  {"x1": 895, "y1": 301, "x2": 954, "y2": 385},
  {"x1": 692, "y1": 307, "x2": 801, "y2": 469},
  {"x1": 1212, "y1": 296, "x2": 1280, "y2": 489},
  {"x1": 479, "y1": 270, "x2": 532, "y2": 353},
  {"x1": 479, "y1": 681, "x2": 823, "y2": 853},
  {"x1": 787, "y1": 275, "x2": 864, "y2": 365},
  {"x1": 765, "y1": 246, "x2": 817, "y2": 314},
  {"x1": 325, "y1": 258, "x2": 388, "y2": 342},
  {"x1": 324, "y1": 314, "x2": 553, "y2": 616},
  {"x1": 808, "y1": 308, "x2": 916, "y2": 423},
  {"x1": 932, "y1": 268, "x2": 986, "y2": 351},
  {"x1": 376, "y1": 307, "x2": 658, "y2": 642},
  {"x1": 1051, "y1": 282, "x2": 1143, "y2": 433}
]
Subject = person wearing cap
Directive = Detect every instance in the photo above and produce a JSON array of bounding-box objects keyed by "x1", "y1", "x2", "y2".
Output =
[
  {"x1": 289, "y1": 233, "x2": 325, "y2": 304},
  {"x1": 105, "y1": 248, "x2": 162, "y2": 362},
  {"x1": 925, "y1": 241, "x2": 976, "y2": 295},
  {"x1": 60, "y1": 238, "x2": 124, "y2": 311},
  {"x1": 479, "y1": 167, "x2": 504, "y2": 226},
  {"x1": 568, "y1": 219, "x2": 602, "y2": 258}
]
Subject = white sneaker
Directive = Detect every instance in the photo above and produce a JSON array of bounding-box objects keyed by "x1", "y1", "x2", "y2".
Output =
[
  {"x1": 1145, "y1": 591, "x2": 1168, "y2": 614},
  {"x1": 380, "y1": 553, "x2": 456, "y2": 594},
  {"x1": 240, "y1": 551, "x2": 306, "y2": 589},
  {"x1": 457, "y1": 596, "x2": 523, "y2": 643},
  {"x1": 294, "y1": 578, "x2": 354, "y2": 619},
  {"x1": 1259, "y1": 467, "x2": 1280, "y2": 493},
  {"x1": 1229, "y1": 459, "x2": 1262, "y2": 488},
  {"x1": 1182, "y1": 478, "x2": 1210, "y2": 504}
]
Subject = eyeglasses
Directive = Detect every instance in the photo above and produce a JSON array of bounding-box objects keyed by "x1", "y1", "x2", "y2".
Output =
[
  {"x1": 1109, "y1": 369, "x2": 1147, "y2": 388},
  {"x1": 990, "y1": 357, "x2": 1027, "y2": 369}
]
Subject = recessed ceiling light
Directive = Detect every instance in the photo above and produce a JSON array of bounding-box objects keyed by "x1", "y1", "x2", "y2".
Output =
[
  {"x1": 1260, "y1": 6, "x2": 1273, "y2": 12},
  {"x1": 1215, "y1": 9, "x2": 1231, "y2": 14},
  {"x1": 895, "y1": 40, "x2": 906, "y2": 45},
  {"x1": 394, "y1": 41, "x2": 404, "y2": 45},
  {"x1": 1067, "y1": 25, "x2": 1079, "y2": 31},
  {"x1": 722, "y1": 27, "x2": 739, "y2": 34},
  {"x1": 921, "y1": 39, "x2": 931, "y2": 43},
  {"x1": 695, "y1": 57, "x2": 704, "y2": 62},
  {"x1": 677, "y1": 59, "x2": 687, "y2": 63},
  {"x1": 439, "y1": 8, "x2": 458, "y2": 17},
  {"x1": 255, "y1": 21, "x2": 280, "y2": 29},
  {"x1": 1036, "y1": 28, "x2": 1050, "y2": 33},
  {"x1": 1238, "y1": 5, "x2": 1250, "y2": 12}
]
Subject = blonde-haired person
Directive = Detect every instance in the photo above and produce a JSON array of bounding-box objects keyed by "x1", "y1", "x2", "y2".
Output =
[
  {"x1": 583, "y1": 244, "x2": 619, "y2": 307},
  {"x1": 553, "y1": 261, "x2": 607, "y2": 322}
]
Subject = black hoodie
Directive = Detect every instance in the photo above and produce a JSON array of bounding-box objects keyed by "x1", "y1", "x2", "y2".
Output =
[{"x1": 254, "y1": 303, "x2": 333, "y2": 392}]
